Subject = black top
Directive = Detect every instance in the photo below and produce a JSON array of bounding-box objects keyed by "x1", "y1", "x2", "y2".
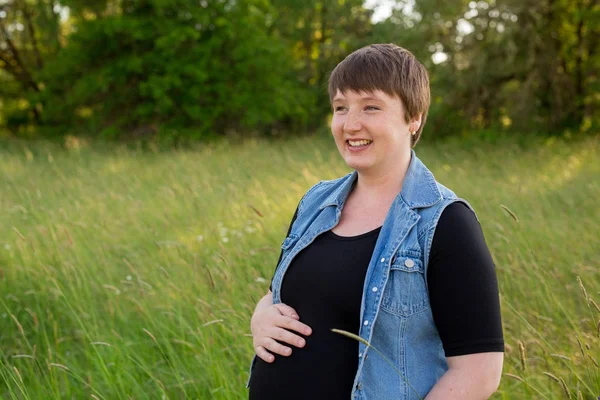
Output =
[{"x1": 249, "y1": 202, "x2": 503, "y2": 400}]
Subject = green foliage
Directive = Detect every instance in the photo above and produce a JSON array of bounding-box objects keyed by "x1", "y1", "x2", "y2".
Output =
[
  {"x1": 0, "y1": 0, "x2": 598, "y2": 138},
  {"x1": 371, "y1": 0, "x2": 600, "y2": 135},
  {"x1": 35, "y1": 0, "x2": 311, "y2": 138}
]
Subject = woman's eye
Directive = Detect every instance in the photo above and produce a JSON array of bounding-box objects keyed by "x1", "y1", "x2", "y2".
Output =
[
  {"x1": 366, "y1": 106, "x2": 379, "y2": 111},
  {"x1": 334, "y1": 106, "x2": 347, "y2": 112}
]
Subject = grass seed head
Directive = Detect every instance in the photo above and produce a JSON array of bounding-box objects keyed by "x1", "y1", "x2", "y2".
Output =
[
  {"x1": 504, "y1": 373, "x2": 524, "y2": 382},
  {"x1": 577, "y1": 276, "x2": 589, "y2": 302},
  {"x1": 542, "y1": 372, "x2": 560, "y2": 382},
  {"x1": 558, "y1": 376, "x2": 570, "y2": 398},
  {"x1": 331, "y1": 328, "x2": 371, "y2": 347},
  {"x1": 590, "y1": 298, "x2": 600, "y2": 313},
  {"x1": 13, "y1": 366, "x2": 23, "y2": 383},
  {"x1": 575, "y1": 335, "x2": 585, "y2": 356},
  {"x1": 48, "y1": 363, "x2": 69, "y2": 371},
  {"x1": 518, "y1": 341, "x2": 527, "y2": 372}
]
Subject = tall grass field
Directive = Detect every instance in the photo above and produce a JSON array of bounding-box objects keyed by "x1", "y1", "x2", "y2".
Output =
[{"x1": 0, "y1": 133, "x2": 599, "y2": 399}]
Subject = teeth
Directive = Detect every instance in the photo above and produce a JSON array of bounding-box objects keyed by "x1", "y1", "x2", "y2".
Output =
[{"x1": 348, "y1": 140, "x2": 372, "y2": 147}]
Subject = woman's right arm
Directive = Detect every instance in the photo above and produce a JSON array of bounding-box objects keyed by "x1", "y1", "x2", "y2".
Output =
[
  {"x1": 251, "y1": 202, "x2": 311, "y2": 362},
  {"x1": 251, "y1": 290, "x2": 312, "y2": 363}
]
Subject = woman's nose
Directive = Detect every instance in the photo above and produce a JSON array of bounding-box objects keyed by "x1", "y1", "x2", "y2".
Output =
[{"x1": 344, "y1": 112, "x2": 362, "y2": 132}]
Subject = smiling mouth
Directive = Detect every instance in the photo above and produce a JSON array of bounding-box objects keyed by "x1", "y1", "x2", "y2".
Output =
[{"x1": 347, "y1": 139, "x2": 373, "y2": 147}]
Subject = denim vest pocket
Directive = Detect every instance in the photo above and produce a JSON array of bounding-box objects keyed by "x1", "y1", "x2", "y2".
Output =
[{"x1": 381, "y1": 252, "x2": 429, "y2": 317}]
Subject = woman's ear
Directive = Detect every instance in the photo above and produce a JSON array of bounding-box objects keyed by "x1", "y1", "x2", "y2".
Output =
[{"x1": 409, "y1": 114, "x2": 423, "y2": 134}]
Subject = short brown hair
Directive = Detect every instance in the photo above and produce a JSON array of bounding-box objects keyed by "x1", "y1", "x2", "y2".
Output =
[{"x1": 328, "y1": 44, "x2": 430, "y2": 146}]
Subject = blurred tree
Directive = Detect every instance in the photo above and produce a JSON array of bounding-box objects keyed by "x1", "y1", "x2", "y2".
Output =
[
  {"x1": 36, "y1": 0, "x2": 311, "y2": 138},
  {"x1": 267, "y1": 0, "x2": 374, "y2": 122},
  {"x1": 0, "y1": 0, "x2": 63, "y2": 128},
  {"x1": 372, "y1": 0, "x2": 599, "y2": 135},
  {"x1": 0, "y1": 0, "x2": 597, "y2": 138}
]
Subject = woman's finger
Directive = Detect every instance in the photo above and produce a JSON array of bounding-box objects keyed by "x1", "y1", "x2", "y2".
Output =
[
  {"x1": 255, "y1": 345, "x2": 275, "y2": 363},
  {"x1": 269, "y1": 327, "x2": 306, "y2": 348},
  {"x1": 278, "y1": 316, "x2": 312, "y2": 336},
  {"x1": 273, "y1": 303, "x2": 300, "y2": 320},
  {"x1": 262, "y1": 337, "x2": 293, "y2": 357}
]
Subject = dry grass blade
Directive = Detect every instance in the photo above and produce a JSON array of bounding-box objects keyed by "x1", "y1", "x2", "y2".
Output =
[
  {"x1": 500, "y1": 204, "x2": 519, "y2": 222},
  {"x1": 248, "y1": 204, "x2": 264, "y2": 218},
  {"x1": 331, "y1": 329, "x2": 423, "y2": 400},
  {"x1": 12, "y1": 226, "x2": 27, "y2": 241},
  {"x1": 143, "y1": 328, "x2": 157, "y2": 344}
]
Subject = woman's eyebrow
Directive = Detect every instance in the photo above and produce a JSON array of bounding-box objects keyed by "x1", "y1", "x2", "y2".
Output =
[{"x1": 361, "y1": 96, "x2": 384, "y2": 102}]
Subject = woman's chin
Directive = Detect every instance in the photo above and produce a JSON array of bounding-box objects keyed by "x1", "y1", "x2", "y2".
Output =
[{"x1": 345, "y1": 159, "x2": 373, "y2": 172}]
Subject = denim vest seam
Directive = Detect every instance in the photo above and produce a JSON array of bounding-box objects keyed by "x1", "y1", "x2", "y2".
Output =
[
  {"x1": 400, "y1": 316, "x2": 409, "y2": 399},
  {"x1": 423, "y1": 198, "x2": 475, "y2": 286}
]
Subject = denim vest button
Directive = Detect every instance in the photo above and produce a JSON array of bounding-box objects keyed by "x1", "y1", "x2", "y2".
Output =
[
  {"x1": 380, "y1": 257, "x2": 385, "y2": 262},
  {"x1": 405, "y1": 258, "x2": 415, "y2": 268},
  {"x1": 363, "y1": 320, "x2": 369, "y2": 326},
  {"x1": 372, "y1": 286, "x2": 378, "y2": 292}
]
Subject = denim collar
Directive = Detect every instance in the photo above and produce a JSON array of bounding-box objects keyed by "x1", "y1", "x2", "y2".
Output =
[{"x1": 319, "y1": 149, "x2": 442, "y2": 210}]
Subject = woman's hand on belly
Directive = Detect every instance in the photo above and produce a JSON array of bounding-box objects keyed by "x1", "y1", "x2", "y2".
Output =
[{"x1": 251, "y1": 291, "x2": 312, "y2": 363}]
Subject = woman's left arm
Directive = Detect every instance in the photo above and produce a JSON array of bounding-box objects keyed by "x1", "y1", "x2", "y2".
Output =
[
  {"x1": 425, "y1": 353, "x2": 504, "y2": 399},
  {"x1": 425, "y1": 203, "x2": 505, "y2": 399}
]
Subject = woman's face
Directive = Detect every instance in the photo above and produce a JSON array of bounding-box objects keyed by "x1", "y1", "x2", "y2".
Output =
[{"x1": 330, "y1": 89, "x2": 414, "y2": 174}]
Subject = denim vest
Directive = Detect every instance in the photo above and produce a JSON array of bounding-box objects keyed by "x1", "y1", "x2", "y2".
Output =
[{"x1": 248, "y1": 150, "x2": 474, "y2": 399}]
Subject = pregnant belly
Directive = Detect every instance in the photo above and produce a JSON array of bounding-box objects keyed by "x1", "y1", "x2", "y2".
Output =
[{"x1": 248, "y1": 325, "x2": 359, "y2": 400}]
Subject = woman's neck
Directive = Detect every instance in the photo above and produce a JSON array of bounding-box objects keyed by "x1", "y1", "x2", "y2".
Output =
[{"x1": 354, "y1": 151, "x2": 411, "y2": 201}]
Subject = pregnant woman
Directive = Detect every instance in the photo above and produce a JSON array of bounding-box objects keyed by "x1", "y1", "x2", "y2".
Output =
[{"x1": 247, "y1": 43, "x2": 504, "y2": 400}]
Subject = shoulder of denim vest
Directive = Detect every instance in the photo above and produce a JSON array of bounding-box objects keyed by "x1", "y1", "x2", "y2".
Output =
[
  {"x1": 417, "y1": 180, "x2": 478, "y2": 233},
  {"x1": 432, "y1": 180, "x2": 478, "y2": 221},
  {"x1": 298, "y1": 171, "x2": 355, "y2": 213}
]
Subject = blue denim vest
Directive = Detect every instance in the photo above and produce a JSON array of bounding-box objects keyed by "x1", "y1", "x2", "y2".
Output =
[{"x1": 248, "y1": 150, "x2": 474, "y2": 399}]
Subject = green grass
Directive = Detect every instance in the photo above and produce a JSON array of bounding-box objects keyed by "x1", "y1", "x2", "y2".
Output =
[{"x1": 0, "y1": 133, "x2": 599, "y2": 399}]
